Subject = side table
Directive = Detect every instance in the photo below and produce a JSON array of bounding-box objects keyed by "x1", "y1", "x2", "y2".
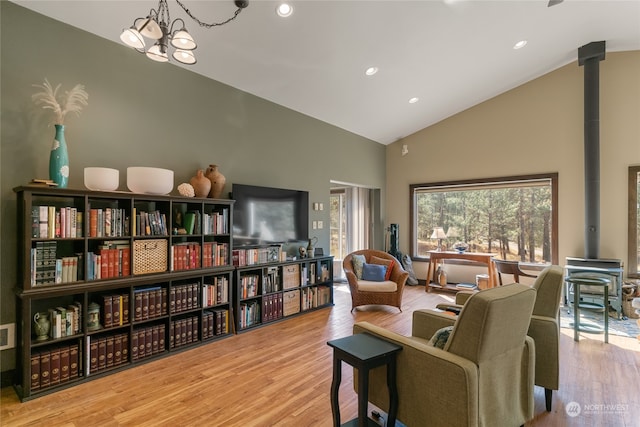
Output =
[
  {"x1": 327, "y1": 333, "x2": 402, "y2": 427},
  {"x1": 566, "y1": 276, "x2": 610, "y2": 343}
]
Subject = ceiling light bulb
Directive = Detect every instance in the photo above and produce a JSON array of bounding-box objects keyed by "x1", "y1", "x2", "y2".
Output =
[
  {"x1": 171, "y1": 30, "x2": 197, "y2": 50},
  {"x1": 276, "y1": 3, "x2": 293, "y2": 17},
  {"x1": 120, "y1": 27, "x2": 145, "y2": 50},
  {"x1": 146, "y1": 44, "x2": 169, "y2": 62},
  {"x1": 137, "y1": 17, "x2": 163, "y2": 39},
  {"x1": 365, "y1": 67, "x2": 378, "y2": 76},
  {"x1": 173, "y1": 49, "x2": 197, "y2": 65},
  {"x1": 409, "y1": 97, "x2": 419, "y2": 104},
  {"x1": 513, "y1": 40, "x2": 528, "y2": 49}
]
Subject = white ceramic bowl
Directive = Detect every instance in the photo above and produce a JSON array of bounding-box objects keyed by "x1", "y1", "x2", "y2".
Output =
[
  {"x1": 127, "y1": 167, "x2": 174, "y2": 195},
  {"x1": 84, "y1": 167, "x2": 120, "y2": 191}
]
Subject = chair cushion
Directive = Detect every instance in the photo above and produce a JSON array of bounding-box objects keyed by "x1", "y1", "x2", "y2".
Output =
[
  {"x1": 361, "y1": 263, "x2": 387, "y2": 281},
  {"x1": 352, "y1": 254, "x2": 366, "y2": 279},
  {"x1": 357, "y1": 280, "x2": 397, "y2": 292},
  {"x1": 427, "y1": 326, "x2": 454, "y2": 349},
  {"x1": 370, "y1": 255, "x2": 395, "y2": 280}
]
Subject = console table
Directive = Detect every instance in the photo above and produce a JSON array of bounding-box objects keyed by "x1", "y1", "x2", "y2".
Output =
[
  {"x1": 327, "y1": 333, "x2": 402, "y2": 427},
  {"x1": 426, "y1": 251, "x2": 498, "y2": 292}
]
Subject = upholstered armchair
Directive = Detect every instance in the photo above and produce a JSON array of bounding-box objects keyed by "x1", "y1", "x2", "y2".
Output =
[
  {"x1": 353, "y1": 283, "x2": 537, "y2": 427},
  {"x1": 436, "y1": 265, "x2": 564, "y2": 412},
  {"x1": 343, "y1": 250, "x2": 409, "y2": 312}
]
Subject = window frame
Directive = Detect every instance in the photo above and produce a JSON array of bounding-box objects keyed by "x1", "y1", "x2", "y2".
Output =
[
  {"x1": 628, "y1": 165, "x2": 640, "y2": 279},
  {"x1": 409, "y1": 173, "x2": 559, "y2": 264}
]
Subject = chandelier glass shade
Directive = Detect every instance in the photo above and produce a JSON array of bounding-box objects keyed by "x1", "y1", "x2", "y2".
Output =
[{"x1": 120, "y1": 0, "x2": 248, "y2": 65}]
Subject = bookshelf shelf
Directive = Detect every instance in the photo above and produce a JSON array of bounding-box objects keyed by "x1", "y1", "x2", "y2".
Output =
[{"x1": 14, "y1": 186, "x2": 235, "y2": 401}]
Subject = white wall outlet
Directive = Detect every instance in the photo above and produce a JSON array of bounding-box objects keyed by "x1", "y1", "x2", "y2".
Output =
[
  {"x1": 318, "y1": 221, "x2": 323, "y2": 229},
  {"x1": 0, "y1": 323, "x2": 16, "y2": 351},
  {"x1": 319, "y1": 203, "x2": 324, "y2": 211},
  {"x1": 312, "y1": 221, "x2": 317, "y2": 229}
]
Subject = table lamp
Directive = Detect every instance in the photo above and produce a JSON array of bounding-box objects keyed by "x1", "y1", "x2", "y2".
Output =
[{"x1": 430, "y1": 226, "x2": 447, "y2": 251}]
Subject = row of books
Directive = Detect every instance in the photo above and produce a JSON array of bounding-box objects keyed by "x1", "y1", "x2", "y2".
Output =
[
  {"x1": 131, "y1": 325, "x2": 165, "y2": 361},
  {"x1": 170, "y1": 283, "x2": 200, "y2": 314},
  {"x1": 45, "y1": 303, "x2": 82, "y2": 340},
  {"x1": 203, "y1": 309, "x2": 229, "y2": 338},
  {"x1": 202, "y1": 242, "x2": 229, "y2": 268},
  {"x1": 261, "y1": 293, "x2": 284, "y2": 323},
  {"x1": 301, "y1": 285, "x2": 331, "y2": 310},
  {"x1": 31, "y1": 241, "x2": 59, "y2": 286},
  {"x1": 30, "y1": 344, "x2": 80, "y2": 391},
  {"x1": 170, "y1": 243, "x2": 201, "y2": 271},
  {"x1": 32, "y1": 206, "x2": 82, "y2": 239},
  {"x1": 169, "y1": 316, "x2": 199, "y2": 349},
  {"x1": 232, "y1": 245, "x2": 282, "y2": 267},
  {"x1": 88, "y1": 241, "x2": 131, "y2": 280},
  {"x1": 202, "y1": 209, "x2": 229, "y2": 234},
  {"x1": 239, "y1": 300, "x2": 261, "y2": 329},
  {"x1": 202, "y1": 277, "x2": 229, "y2": 307},
  {"x1": 86, "y1": 333, "x2": 129, "y2": 375},
  {"x1": 133, "y1": 209, "x2": 168, "y2": 236},
  {"x1": 239, "y1": 274, "x2": 259, "y2": 299},
  {"x1": 100, "y1": 294, "x2": 130, "y2": 329},
  {"x1": 263, "y1": 266, "x2": 281, "y2": 293},
  {"x1": 134, "y1": 287, "x2": 167, "y2": 321},
  {"x1": 88, "y1": 208, "x2": 129, "y2": 238}
]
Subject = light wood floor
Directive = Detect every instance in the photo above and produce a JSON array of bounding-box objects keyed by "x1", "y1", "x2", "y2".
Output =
[{"x1": 2, "y1": 283, "x2": 639, "y2": 426}]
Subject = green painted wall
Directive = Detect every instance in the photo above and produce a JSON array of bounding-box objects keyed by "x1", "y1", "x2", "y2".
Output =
[{"x1": 0, "y1": 2, "x2": 386, "y2": 373}]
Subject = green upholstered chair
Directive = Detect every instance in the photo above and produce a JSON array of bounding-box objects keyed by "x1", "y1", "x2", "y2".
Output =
[
  {"x1": 436, "y1": 265, "x2": 564, "y2": 412},
  {"x1": 353, "y1": 283, "x2": 536, "y2": 427}
]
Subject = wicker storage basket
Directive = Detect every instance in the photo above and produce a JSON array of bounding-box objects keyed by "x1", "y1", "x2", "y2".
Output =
[
  {"x1": 133, "y1": 239, "x2": 168, "y2": 275},
  {"x1": 283, "y1": 290, "x2": 300, "y2": 316},
  {"x1": 283, "y1": 264, "x2": 300, "y2": 289}
]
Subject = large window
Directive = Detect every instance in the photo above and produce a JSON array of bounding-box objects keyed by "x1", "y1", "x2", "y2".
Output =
[
  {"x1": 411, "y1": 174, "x2": 558, "y2": 264},
  {"x1": 629, "y1": 165, "x2": 640, "y2": 278}
]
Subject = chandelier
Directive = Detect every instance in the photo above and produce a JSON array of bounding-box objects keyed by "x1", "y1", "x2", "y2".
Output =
[{"x1": 120, "y1": 0, "x2": 249, "y2": 65}]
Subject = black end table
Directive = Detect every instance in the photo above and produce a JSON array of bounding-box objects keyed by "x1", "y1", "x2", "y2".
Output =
[{"x1": 327, "y1": 332, "x2": 402, "y2": 427}]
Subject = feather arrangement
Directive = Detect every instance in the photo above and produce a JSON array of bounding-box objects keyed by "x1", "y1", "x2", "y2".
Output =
[{"x1": 32, "y1": 78, "x2": 89, "y2": 125}]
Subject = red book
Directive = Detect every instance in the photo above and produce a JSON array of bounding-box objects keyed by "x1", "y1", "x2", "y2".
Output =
[
  {"x1": 152, "y1": 326, "x2": 159, "y2": 354},
  {"x1": 100, "y1": 248, "x2": 109, "y2": 279},
  {"x1": 162, "y1": 288, "x2": 168, "y2": 315},
  {"x1": 131, "y1": 331, "x2": 138, "y2": 361},
  {"x1": 158, "y1": 324, "x2": 165, "y2": 351},
  {"x1": 134, "y1": 291, "x2": 143, "y2": 321},
  {"x1": 137, "y1": 329, "x2": 146, "y2": 359},
  {"x1": 122, "y1": 294, "x2": 129, "y2": 324},
  {"x1": 50, "y1": 348, "x2": 61, "y2": 385},
  {"x1": 106, "y1": 336, "x2": 114, "y2": 368},
  {"x1": 102, "y1": 295, "x2": 112, "y2": 328},
  {"x1": 148, "y1": 290, "x2": 156, "y2": 318},
  {"x1": 154, "y1": 289, "x2": 162, "y2": 316},
  {"x1": 40, "y1": 351, "x2": 51, "y2": 388},
  {"x1": 97, "y1": 338, "x2": 107, "y2": 371},
  {"x1": 60, "y1": 346, "x2": 70, "y2": 383},
  {"x1": 145, "y1": 328, "x2": 152, "y2": 356},
  {"x1": 108, "y1": 249, "x2": 116, "y2": 278},
  {"x1": 121, "y1": 334, "x2": 129, "y2": 363},
  {"x1": 111, "y1": 295, "x2": 121, "y2": 326},
  {"x1": 90, "y1": 340, "x2": 99, "y2": 373},
  {"x1": 30, "y1": 352, "x2": 40, "y2": 391},
  {"x1": 114, "y1": 334, "x2": 122, "y2": 366},
  {"x1": 89, "y1": 209, "x2": 98, "y2": 238},
  {"x1": 69, "y1": 344, "x2": 79, "y2": 379},
  {"x1": 142, "y1": 291, "x2": 149, "y2": 320},
  {"x1": 121, "y1": 247, "x2": 131, "y2": 276}
]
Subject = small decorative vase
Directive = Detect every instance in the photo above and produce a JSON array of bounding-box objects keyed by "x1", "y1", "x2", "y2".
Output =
[
  {"x1": 189, "y1": 169, "x2": 211, "y2": 198},
  {"x1": 49, "y1": 124, "x2": 69, "y2": 188},
  {"x1": 205, "y1": 164, "x2": 226, "y2": 199},
  {"x1": 33, "y1": 312, "x2": 50, "y2": 341}
]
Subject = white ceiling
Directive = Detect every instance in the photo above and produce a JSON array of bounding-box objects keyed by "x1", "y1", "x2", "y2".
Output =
[{"x1": 12, "y1": 0, "x2": 640, "y2": 145}]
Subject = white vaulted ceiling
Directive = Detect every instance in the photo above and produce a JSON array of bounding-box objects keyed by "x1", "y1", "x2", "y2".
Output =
[{"x1": 11, "y1": 0, "x2": 640, "y2": 144}]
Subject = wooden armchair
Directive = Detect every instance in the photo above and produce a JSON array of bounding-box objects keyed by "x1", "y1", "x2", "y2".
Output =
[{"x1": 342, "y1": 250, "x2": 408, "y2": 312}]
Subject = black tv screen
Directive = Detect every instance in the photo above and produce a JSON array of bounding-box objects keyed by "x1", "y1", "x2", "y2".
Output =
[{"x1": 231, "y1": 184, "x2": 309, "y2": 245}]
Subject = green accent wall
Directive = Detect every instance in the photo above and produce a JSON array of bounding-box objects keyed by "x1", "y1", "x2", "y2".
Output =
[{"x1": 0, "y1": 2, "x2": 386, "y2": 373}]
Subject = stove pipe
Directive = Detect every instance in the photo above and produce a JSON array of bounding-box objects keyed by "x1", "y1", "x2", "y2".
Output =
[{"x1": 578, "y1": 41, "x2": 606, "y2": 260}]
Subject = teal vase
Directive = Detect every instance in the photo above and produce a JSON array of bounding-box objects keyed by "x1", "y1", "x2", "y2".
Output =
[{"x1": 49, "y1": 124, "x2": 69, "y2": 188}]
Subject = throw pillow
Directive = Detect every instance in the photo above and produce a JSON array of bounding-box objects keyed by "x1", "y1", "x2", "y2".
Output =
[
  {"x1": 427, "y1": 326, "x2": 454, "y2": 349},
  {"x1": 370, "y1": 256, "x2": 395, "y2": 280},
  {"x1": 361, "y1": 263, "x2": 387, "y2": 282},
  {"x1": 352, "y1": 254, "x2": 366, "y2": 279}
]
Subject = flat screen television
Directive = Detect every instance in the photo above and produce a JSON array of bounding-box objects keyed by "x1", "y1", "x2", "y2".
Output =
[{"x1": 231, "y1": 183, "x2": 309, "y2": 246}]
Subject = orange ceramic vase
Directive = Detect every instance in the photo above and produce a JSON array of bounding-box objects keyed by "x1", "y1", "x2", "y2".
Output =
[
  {"x1": 190, "y1": 169, "x2": 211, "y2": 198},
  {"x1": 205, "y1": 165, "x2": 226, "y2": 199}
]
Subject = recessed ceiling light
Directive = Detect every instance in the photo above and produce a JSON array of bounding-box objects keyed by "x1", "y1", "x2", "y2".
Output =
[
  {"x1": 276, "y1": 3, "x2": 293, "y2": 17},
  {"x1": 365, "y1": 67, "x2": 378, "y2": 76},
  {"x1": 513, "y1": 40, "x2": 528, "y2": 49},
  {"x1": 409, "y1": 97, "x2": 419, "y2": 104}
]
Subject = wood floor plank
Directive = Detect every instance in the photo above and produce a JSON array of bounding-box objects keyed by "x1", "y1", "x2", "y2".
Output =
[{"x1": 2, "y1": 283, "x2": 638, "y2": 426}]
